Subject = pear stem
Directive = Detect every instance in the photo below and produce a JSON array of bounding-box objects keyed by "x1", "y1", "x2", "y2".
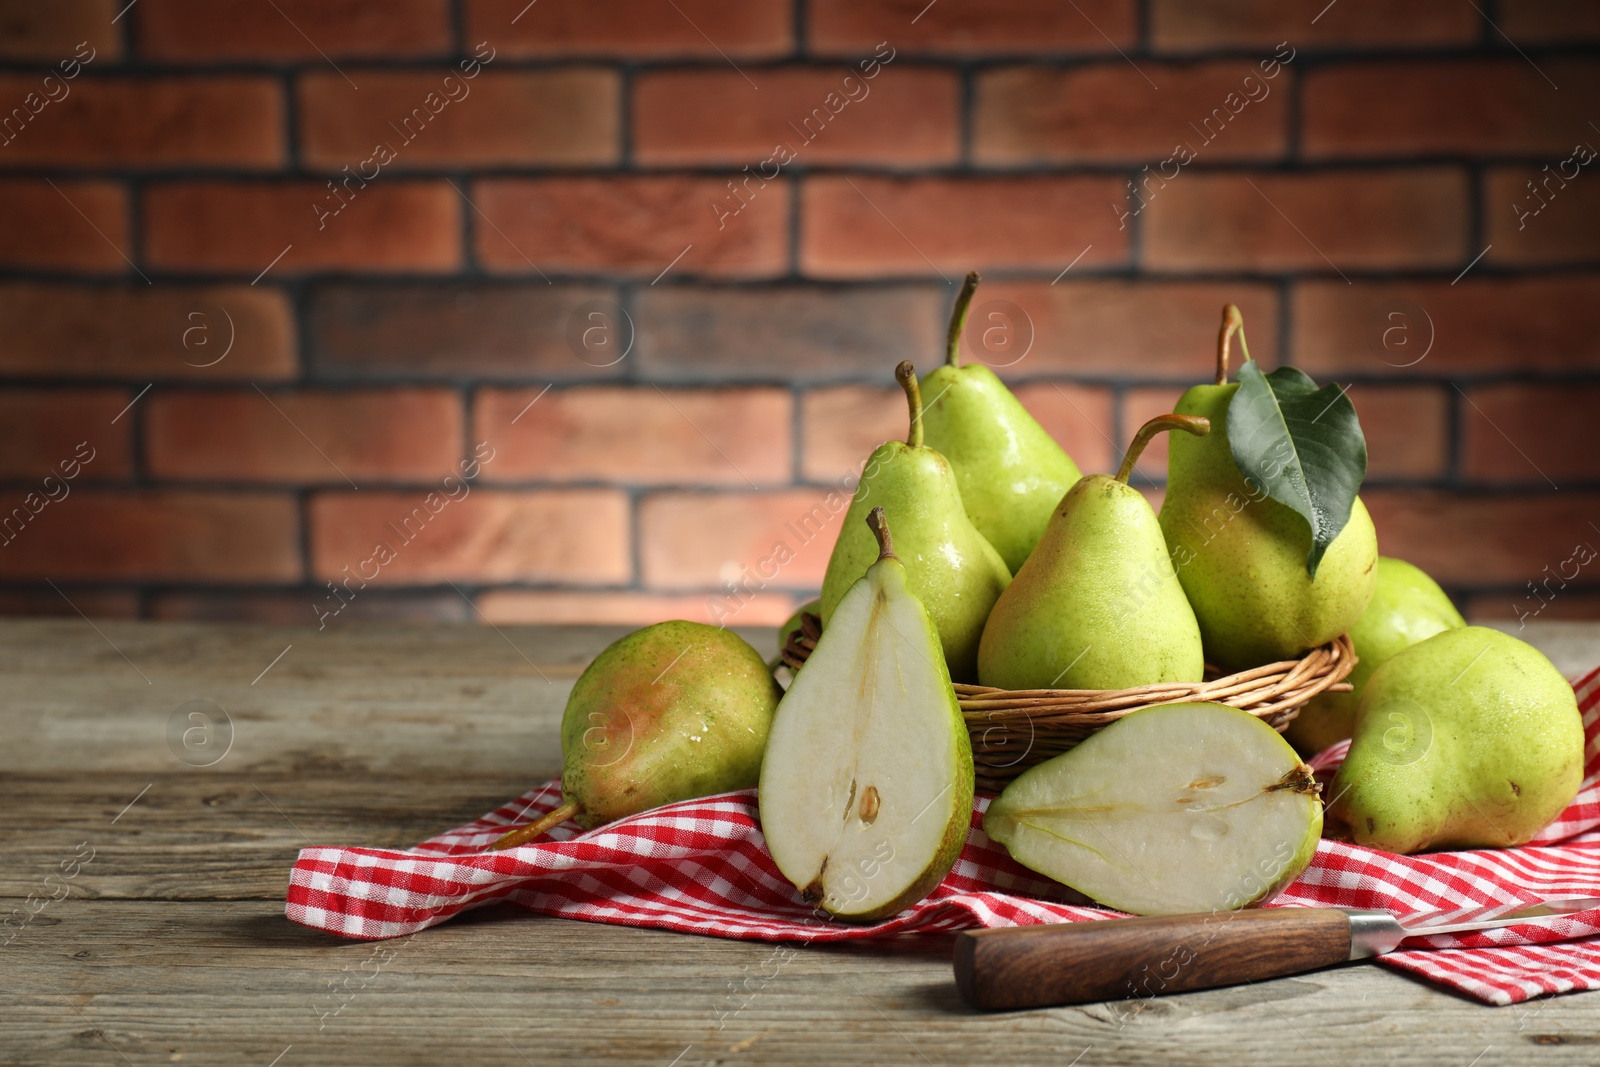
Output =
[
  {"x1": 895, "y1": 360, "x2": 924, "y2": 448},
  {"x1": 867, "y1": 506, "x2": 897, "y2": 561},
  {"x1": 1116, "y1": 414, "x2": 1211, "y2": 484},
  {"x1": 1216, "y1": 304, "x2": 1249, "y2": 385},
  {"x1": 489, "y1": 799, "x2": 581, "y2": 850},
  {"x1": 945, "y1": 271, "x2": 981, "y2": 368}
]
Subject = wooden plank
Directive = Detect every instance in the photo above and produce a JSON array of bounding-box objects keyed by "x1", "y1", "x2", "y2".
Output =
[
  {"x1": 1, "y1": 620, "x2": 1588, "y2": 777},
  {"x1": 7, "y1": 900, "x2": 1600, "y2": 1066},
  {"x1": 5, "y1": 619, "x2": 1600, "y2": 1065},
  {"x1": 0, "y1": 619, "x2": 776, "y2": 776},
  {"x1": 0, "y1": 773, "x2": 535, "y2": 899}
]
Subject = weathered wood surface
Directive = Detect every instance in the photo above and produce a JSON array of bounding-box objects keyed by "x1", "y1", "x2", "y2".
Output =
[{"x1": 2, "y1": 618, "x2": 1599, "y2": 1066}]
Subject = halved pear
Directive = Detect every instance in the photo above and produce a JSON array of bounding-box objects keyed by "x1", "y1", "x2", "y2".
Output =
[
  {"x1": 984, "y1": 703, "x2": 1321, "y2": 916},
  {"x1": 760, "y1": 507, "x2": 974, "y2": 921}
]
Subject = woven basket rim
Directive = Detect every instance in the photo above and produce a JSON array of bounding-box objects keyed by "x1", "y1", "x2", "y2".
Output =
[
  {"x1": 778, "y1": 611, "x2": 1356, "y2": 792},
  {"x1": 781, "y1": 611, "x2": 1354, "y2": 705}
]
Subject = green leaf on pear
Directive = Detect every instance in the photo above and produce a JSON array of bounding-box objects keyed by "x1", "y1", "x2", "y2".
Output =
[{"x1": 1227, "y1": 361, "x2": 1367, "y2": 578}]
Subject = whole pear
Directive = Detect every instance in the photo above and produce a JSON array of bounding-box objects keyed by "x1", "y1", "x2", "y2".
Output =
[
  {"x1": 820, "y1": 361, "x2": 1011, "y2": 683},
  {"x1": 1287, "y1": 557, "x2": 1465, "y2": 755},
  {"x1": 978, "y1": 414, "x2": 1207, "y2": 691},
  {"x1": 493, "y1": 621, "x2": 781, "y2": 847},
  {"x1": 919, "y1": 272, "x2": 1082, "y2": 573},
  {"x1": 1159, "y1": 306, "x2": 1378, "y2": 670},
  {"x1": 1329, "y1": 626, "x2": 1584, "y2": 854}
]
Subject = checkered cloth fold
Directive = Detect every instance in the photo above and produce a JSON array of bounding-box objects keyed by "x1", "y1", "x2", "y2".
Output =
[{"x1": 287, "y1": 666, "x2": 1600, "y2": 1006}]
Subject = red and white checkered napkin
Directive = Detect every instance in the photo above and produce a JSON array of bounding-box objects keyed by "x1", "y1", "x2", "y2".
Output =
[{"x1": 287, "y1": 666, "x2": 1600, "y2": 1007}]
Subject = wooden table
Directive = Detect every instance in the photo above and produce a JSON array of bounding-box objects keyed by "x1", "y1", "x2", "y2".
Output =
[{"x1": 4, "y1": 618, "x2": 1600, "y2": 1065}]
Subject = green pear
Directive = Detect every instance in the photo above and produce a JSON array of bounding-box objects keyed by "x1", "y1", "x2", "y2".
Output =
[
  {"x1": 978, "y1": 414, "x2": 1208, "y2": 691},
  {"x1": 920, "y1": 272, "x2": 1082, "y2": 573},
  {"x1": 1287, "y1": 557, "x2": 1465, "y2": 755},
  {"x1": 762, "y1": 508, "x2": 974, "y2": 921},
  {"x1": 820, "y1": 360, "x2": 1011, "y2": 683},
  {"x1": 1159, "y1": 305, "x2": 1378, "y2": 670},
  {"x1": 493, "y1": 621, "x2": 781, "y2": 847},
  {"x1": 1329, "y1": 626, "x2": 1584, "y2": 854},
  {"x1": 985, "y1": 702, "x2": 1322, "y2": 915}
]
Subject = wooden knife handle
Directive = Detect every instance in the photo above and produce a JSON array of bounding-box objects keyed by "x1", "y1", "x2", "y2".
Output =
[{"x1": 954, "y1": 908, "x2": 1353, "y2": 1011}]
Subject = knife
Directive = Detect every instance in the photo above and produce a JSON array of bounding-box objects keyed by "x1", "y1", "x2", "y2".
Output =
[{"x1": 954, "y1": 896, "x2": 1600, "y2": 1011}]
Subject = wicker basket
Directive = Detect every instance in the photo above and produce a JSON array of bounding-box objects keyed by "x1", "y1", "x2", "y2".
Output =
[{"x1": 779, "y1": 613, "x2": 1355, "y2": 793}]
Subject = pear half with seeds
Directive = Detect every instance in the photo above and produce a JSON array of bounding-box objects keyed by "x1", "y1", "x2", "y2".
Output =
[
  {"x1": 760, "y1": 507, "x2": 974, "y2": 921},
  {"x1": 984, "y1": 703, "x2": 1322, "y2": 916}
]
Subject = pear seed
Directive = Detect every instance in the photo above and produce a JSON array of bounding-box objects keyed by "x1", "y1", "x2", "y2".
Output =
[{"x1": 859, "y1": 786, "x2": 880, "y2": 825}]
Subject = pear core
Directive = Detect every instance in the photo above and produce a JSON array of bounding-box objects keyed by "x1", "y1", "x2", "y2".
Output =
[
  {"x1": 985, "y1": 702, "x2": 1322, "y2": 916},
  {"x1": 762, "y1": 510, "x2": 974, "y2": 921}
]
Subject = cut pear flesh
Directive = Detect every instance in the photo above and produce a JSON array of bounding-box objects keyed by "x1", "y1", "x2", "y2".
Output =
[
  {"x1": 760, "y1": 548, "x2": 973, "y2": 922},
  {"x1": 984, "y1": 702, "x2": 1322, "y2": 916}
]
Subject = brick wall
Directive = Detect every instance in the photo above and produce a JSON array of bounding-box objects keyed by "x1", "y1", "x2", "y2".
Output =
[{"x1": 1, "y1": 0, "x2": 1597, "y2": 629}]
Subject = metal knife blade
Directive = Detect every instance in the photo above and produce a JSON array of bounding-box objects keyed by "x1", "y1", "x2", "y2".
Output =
[
  {"x1": 1347, "y1": 895, "x2": 1600, "y2": 959},
  {"x1": 1399, "y1": 895, "x2": 1600, "y2": 937}
]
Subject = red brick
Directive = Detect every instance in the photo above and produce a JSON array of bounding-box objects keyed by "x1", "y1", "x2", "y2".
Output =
[
  {"x1": 0, "y1": 0, "x2": 121, "y2": 61},
  {"x1": 801, "y1": 175, "x2": 1128, "y2": 278},
  {"x1": 0, "y1": 589, "x2": 138, "y2": 618},
  {"x1": 148, "y1": 589, "x2": 469, "y2": 624},
  {"x1": 1350, "y1": 385, "x2": 1450, "y2": 481},
  {"x1": 477, "y1": 387, "x2": 792, "y2": 487},
  {"x1": 810, "y1": 0, "x2": 1135, "y2": 55},
  {"x1": 970, "y1": 281, "x2": 1281, "y2": 377},
  {"x1": 1143, "y1": 170, "x2": 1468, "y2": 272},
  {"x1": 1304, "y1": 61, "x2": 1600, "y2": 160},
  {"x1": 1121, "y1": 385, "x2": 1187, "y2": 481},
  {"x1": 310, "y1": 489, "x2": 630, "y2": 584},
  {"x1": 1500, "y1": 0, "x2": 1600, "y2": 42},
  {"x1": 1364, "y1": 490, "x2": 1600, "y2": 587},
  {"x1": 640, "y1": 489, "x2": 845, "y2": 590},
  {"x1": 1011, "y1": 383, "x2": 1119, "y2": 477},
  {"x1": 308, "y1": 282, "x2": 621, "y2": 381},
  {"x1": 974, "y1": 63, "x2": 1289, "y2": 166},
  {"x1": 1485, "y1": 165, "x2": 1600, "y2": 267},
  {"x1": 0, "y1": 491, "x2": 299, "y2": 581},
  {"x1": 299, "y1": 69, "x2": 619, "y2": 170},
  {"x1": 0, "y1": 180, "x2": 127, "y2": 272},
  {"x1": 465, "y1": 0, "x2": 791, "y2": 58},
  {"x1": 477, "y1": 589, "x2": 796, "y2": 628},
  {"x1": 146, "y1": 389, "x2": 463, "y2": 484},
  {"x1": 800, "y1": 385, "x2": 904, "y2": 483},
  {"x1": 473, "y1": 177, "x2": 788, "y2": 278},
  {"x1": 634, "y1": 66, "x2": 957, "y2": 167},
  {"x1": 138, "y1": 0, "x2": 450, "y2": 60},
  {"x1": 1461, "y1": 384, "x2": 1600, "y2": 486},
  {"x1": 144, "y1": 182, "x2": 460, "y2": 274},
  {"x1": 0, "y1": 76, "x2": 281, "y2": 168},
  {"x1": 636, "y1": 285, "x2": 941, "y2": 382},
  {"x1": 1150, "y1": 0, "x2": 1473, "y2": 50},
  {"x1": 1293, "y1": 278, "x2": 1600, "y2": 376},
  {"x1": 0, "y1": 284, "x2": 296, "y2": 381},
  {"x1": 0, "y1": 391, "x2": 132, "y2": 481}
]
